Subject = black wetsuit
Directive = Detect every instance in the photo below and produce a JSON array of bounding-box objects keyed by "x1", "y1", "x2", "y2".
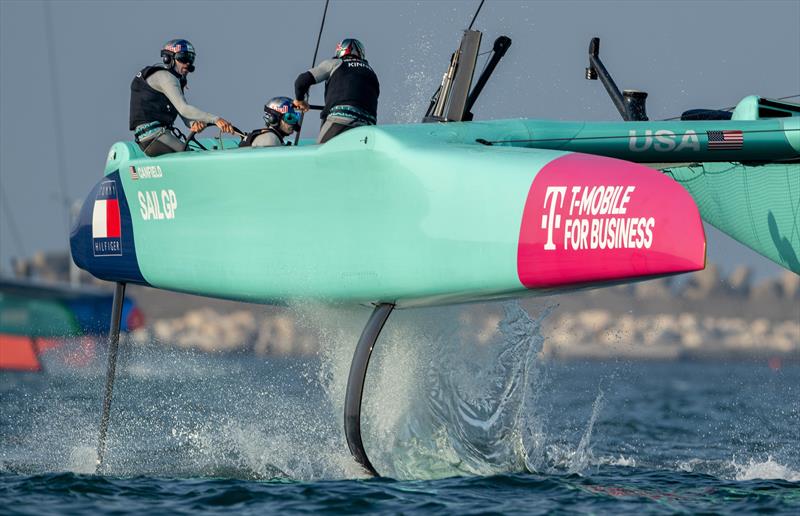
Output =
[{"x1": 295, "y1": 56, "x2": 379, "y2": 143}]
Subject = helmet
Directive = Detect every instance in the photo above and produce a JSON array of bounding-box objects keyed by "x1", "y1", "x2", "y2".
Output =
[
  {"x1": 161, "y1": 39, "x2": 196, "y2": 71},
  {"x1": 334, "y1": 38, "x2": 365, "y2": 60},
  {"x1": 264, "y1": 97, "x2": 301, "y2": 130}
]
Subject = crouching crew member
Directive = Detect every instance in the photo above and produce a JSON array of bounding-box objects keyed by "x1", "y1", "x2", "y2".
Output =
[
  {"x1": 293, "y1": 38, "x2": 379, "y2": 144},
  {"x1": 240, "y1": 97, "x2": 301, "y2": 147},
  {"x1": 129, "y1": 39, "x2": 234, "y2": 157}
]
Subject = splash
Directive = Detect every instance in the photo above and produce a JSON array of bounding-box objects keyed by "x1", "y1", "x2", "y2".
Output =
[
  {"x1": 734, "y1": 456, "x2": 800, "y2": 482},
  {"x1": 676, "y1": 455, "x2": 800, "y2": 482},
  {"x1": 284, "y1": 300, "x2": 567, "y2": 479},
  {"x1": 351, "y1": 301, "x2": 558, "y2": 479},
  {"x1": 386, "y1": 26, "x2": 440, "y2": 123},
  {"x1": 2, "y1": 300, "x2": 625, "y2": 482},
  {"x1": 66, "y1": 446, "x2": 97, "y2": 475},
  {"x1": 567, "y1": 390, "x2": 605, "y2": 474}
]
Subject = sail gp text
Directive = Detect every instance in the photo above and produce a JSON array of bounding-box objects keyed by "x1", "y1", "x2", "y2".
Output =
[
  {"x1": 138, "y1": 190, "x2": 177, "y2": 220},
  {"x1": 541, "y1": 185, "x2": 654, "y2": 251}
]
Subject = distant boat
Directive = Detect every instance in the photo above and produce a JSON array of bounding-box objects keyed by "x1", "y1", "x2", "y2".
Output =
[{"x1": 0, "y1": 277, "x2": 143, "y2": 371}]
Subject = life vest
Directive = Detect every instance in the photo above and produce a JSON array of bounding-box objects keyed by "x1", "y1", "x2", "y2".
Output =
[
  {"x1": 322, "y1": 57, "x2": 379, "y2": 120},
  {"x1": 129, "y1": 66, "x2": 187, "y2": 131},
  {"x1": 239, "y1": 126, "x2": 286, "y2": 147}
]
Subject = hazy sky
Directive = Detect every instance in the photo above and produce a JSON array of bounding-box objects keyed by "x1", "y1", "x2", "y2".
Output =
[{"x1": 1, "y1": 0, "x2": 798, "y2": 279}]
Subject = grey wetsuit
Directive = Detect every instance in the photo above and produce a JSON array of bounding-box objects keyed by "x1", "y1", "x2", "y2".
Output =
[{"x1": 250, "y1": 131, "x2": 283, "y2": 147}]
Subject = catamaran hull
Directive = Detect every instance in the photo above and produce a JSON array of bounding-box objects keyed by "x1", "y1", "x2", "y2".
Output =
[{"x1": 71, "y1": 125, "x2": 705, "y2": 308}]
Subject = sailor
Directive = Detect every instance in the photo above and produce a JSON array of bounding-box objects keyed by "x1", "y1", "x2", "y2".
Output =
[
  {"x1": 293, "y1": 38, "x2": 379, "y2": 144},
  {"x1": 129, "y1": 39, "x2": 234, "y2": 157},
  {"x1": 240, "y1": 97, "x2": 301, "y2": 147}
]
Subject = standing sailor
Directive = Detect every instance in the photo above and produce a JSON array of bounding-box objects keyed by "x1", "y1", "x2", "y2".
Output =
[
  {"x1": 293, "y1": 38, "x2": 379, "y2": 144},
  {"x1": 240, "y1": 97, "x2": 302, "y2": 148},
  {"x1": 129, "y1": 39, "x2": 234, "y2": 157}
]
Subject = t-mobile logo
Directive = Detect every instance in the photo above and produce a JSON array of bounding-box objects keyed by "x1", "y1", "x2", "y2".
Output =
[{"x1": 541, "y1": 186, "x2": 567, "y2": 250}]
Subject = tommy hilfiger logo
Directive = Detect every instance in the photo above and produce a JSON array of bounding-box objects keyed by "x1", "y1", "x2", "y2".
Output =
[{"x1": 92, "y1": 180, "x2": 122, "y2": 257}]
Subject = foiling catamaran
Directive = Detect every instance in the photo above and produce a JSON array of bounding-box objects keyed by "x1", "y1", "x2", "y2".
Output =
[{"x1": 70, "y1": 5, "x2": 798, "y2": 476}]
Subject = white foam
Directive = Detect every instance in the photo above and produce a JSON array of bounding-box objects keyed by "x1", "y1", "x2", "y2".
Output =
[
  {"x1": 734, "y1": 456, "x2": 800, "y2": 481},
  {"x1": 597, "y1": 454, "x2": 637, "y2": 468},
  {"x1": 66, "y1": 445, "x2": 98, "y2": 475}
]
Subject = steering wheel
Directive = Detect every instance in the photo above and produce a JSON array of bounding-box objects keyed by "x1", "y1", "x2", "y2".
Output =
[{"x1": 182, "y1": 125, "x2": 247, "y2": 151}]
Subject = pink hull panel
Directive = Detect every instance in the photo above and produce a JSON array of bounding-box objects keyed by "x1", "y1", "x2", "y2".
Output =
[{"x1": 517, "y1": 153, "x2": 706, "y2": 288}]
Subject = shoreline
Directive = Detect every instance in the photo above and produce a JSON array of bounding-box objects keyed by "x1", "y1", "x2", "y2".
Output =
[{"x1": 128, "y1": 305, "x2": 798, "y2": 361}]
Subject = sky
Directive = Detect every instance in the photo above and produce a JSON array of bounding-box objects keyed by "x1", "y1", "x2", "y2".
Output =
[{"x1": 1, "y1": 0, "x2": 798, "y2": 280}]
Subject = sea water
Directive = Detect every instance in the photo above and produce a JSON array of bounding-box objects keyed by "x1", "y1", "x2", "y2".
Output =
[{"x1": 1, "y1": 302, "x2": 798, "y2": 514}]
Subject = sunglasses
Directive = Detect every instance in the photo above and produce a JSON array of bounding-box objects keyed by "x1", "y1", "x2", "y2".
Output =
[
  {"x1": 283, "y1": 112, "x2": 301, "y2": 126},
  {"x1": 174, "y1": 52, "x2": 195, "y2": 65}
]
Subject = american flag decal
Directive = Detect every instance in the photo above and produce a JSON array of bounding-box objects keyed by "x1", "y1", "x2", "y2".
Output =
[
  {"x1": 707, "y1": 130, "x2": 743, "y2": 150},
  {"x1": 129, "y1": 166, "x2": 138, "y2": 180}
]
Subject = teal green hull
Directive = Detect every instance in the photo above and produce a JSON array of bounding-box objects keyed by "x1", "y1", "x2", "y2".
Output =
[
  {"x1": 103, "y1": 129, "x2": 569, "y2": 306},
  {"x1": 71, "y1": 113, "x2": 797, "y2": 308}
]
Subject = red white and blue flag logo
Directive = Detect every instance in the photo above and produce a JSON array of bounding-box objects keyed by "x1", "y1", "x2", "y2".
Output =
[
  {"x1": 92, "y1": 180, "x2": 122, "y2": 257},
  {"x1": 706, "y1": 130, "x2": 744, "y2": 150}
]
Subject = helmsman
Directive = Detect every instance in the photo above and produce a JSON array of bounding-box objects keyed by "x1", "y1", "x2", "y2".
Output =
[{"x1": 129, "y1": 39, "x2": 234, "y2": 156}]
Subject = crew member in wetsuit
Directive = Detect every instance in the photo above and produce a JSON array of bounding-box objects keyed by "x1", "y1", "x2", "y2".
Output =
[
  {"x1": 240, "y1": 97, "x2": 302, "y2": 148},
  {"x1": 129, "y1": 39, "x2": 234, "y2": 157},
  {"x1": 293, "y1": 38, "x2": 379, "y2": 144}
]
